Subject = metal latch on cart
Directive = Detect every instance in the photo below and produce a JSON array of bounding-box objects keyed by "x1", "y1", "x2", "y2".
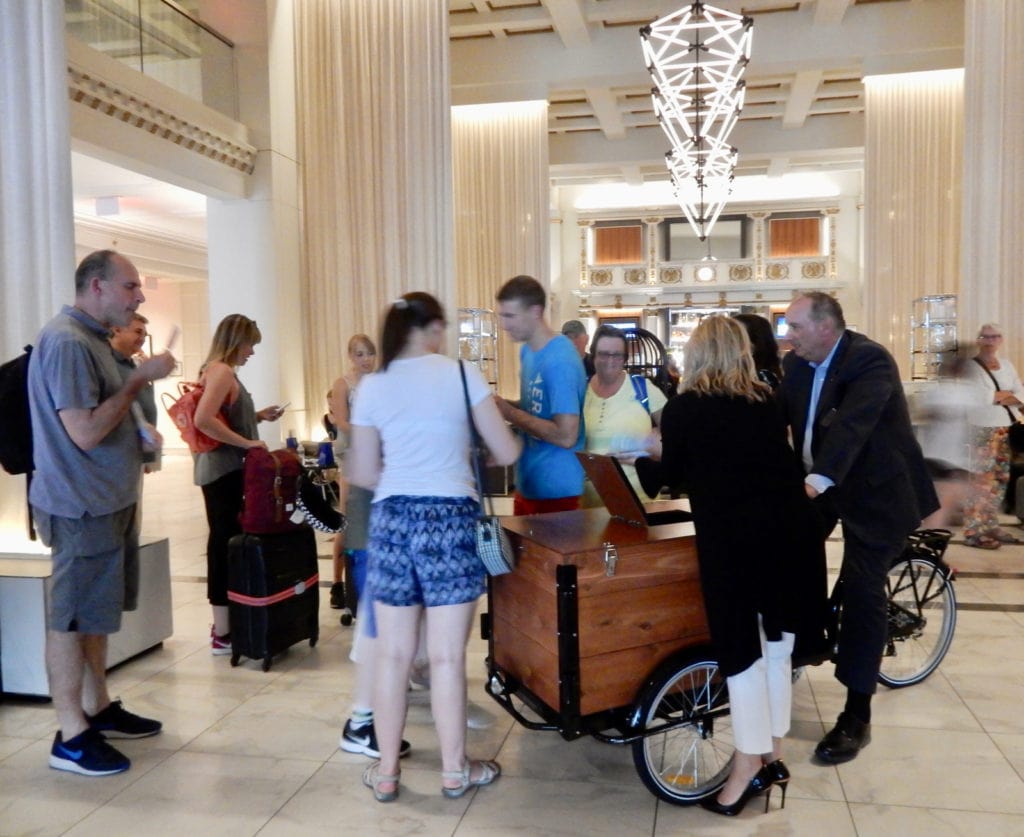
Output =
[{"x1": 603, "y1": 542, "x2": 618, "y2": 577}]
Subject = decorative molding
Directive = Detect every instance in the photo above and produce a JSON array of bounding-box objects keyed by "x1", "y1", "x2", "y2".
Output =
[
  {"x1": 624, "y1": 267, "x2": 646, "y2": 285},
  {"x1": 729, "y1": 263, "x2": 753, "y2": 282},
  {"x1": 579, "y1": 221, "x2": 591, "y2": 287},
  {"x1": 801, "y1": 260, "x2": 826, "y2": 279},
  {"x1": 661, "y1": 267, "x2": 682, "y2": 284},
  {"x1": 766, "y1": 262, "x2": 790, "y2": 281},
  {"x1": 590, "y1": 268, "x2": 613, "y2": 286},
  {"x1": 67, "y1": 66, "x2": 256, "y2": 174}
]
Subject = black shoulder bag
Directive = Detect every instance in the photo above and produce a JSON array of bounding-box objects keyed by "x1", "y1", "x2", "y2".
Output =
[{"x1": 973, "y1": 357, "x2": 1024, "y2": 453}]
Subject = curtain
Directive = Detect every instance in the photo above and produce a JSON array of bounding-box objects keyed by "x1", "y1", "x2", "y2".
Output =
[
  {"x1": 961, "y1": 0, "x2": 1024, "y2": 365},
  {"x1": 452, "y1": 101, "x2": 548, "y2": 395},
  {"x1": 863, "y1": 70, "x2": 963, "y2": 377},
  {"x1": 293, "y1": 0, "x2": 452, "y2": 413}
]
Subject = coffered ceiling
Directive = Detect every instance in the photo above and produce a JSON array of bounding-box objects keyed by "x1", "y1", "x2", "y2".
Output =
[
  {"x1": 449, "y1": 0, "x2": 964, "y2": 186},
  {"x1": 70, "y1": 0, "x2": 964, "y2": 252}
]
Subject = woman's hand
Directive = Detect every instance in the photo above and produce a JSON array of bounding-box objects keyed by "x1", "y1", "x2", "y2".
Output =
[
  {"x1": 257, "y1": 405, "x2": 284, "y2": 422},
  {"x1": 248, "y1": 439, "x2": 268, "y2": 450}
]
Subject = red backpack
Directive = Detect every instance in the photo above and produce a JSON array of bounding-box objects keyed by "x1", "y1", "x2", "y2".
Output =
[{"x1": 240, "y1": 448, "x2": 306, "y2": 534}]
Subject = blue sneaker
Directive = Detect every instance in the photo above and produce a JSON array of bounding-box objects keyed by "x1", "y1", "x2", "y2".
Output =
[
  {"x1": 87, "y1": 699, "x2": 162, "y2": 739},
  {"x1": 49, "y1": 729, "x2": 130, "y2": 776}
]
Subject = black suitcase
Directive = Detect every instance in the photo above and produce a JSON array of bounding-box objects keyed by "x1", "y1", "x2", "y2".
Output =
[{"x1": 227, "y1": 528, "x2": 320, "y2": 671}]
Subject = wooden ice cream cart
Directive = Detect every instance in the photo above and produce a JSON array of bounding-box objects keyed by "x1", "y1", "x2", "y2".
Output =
[{"x1": 483, "y1": 460, "x2": 735, "y2": 805}]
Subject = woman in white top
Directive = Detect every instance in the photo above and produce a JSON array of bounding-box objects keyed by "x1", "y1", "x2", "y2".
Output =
[
  {"x1": 348, "y1": 292, "x2": 520, "y2": 803},
  {"x1": 582, "y1": 325, "x2": 666, "y2": 506},
  {"x1": 961, "y1": 323, "x2": 1024, "y2": 548}
]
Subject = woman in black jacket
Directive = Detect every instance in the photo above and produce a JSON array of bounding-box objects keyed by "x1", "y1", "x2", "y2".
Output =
[{"x1": 636, "y1": 316, "x2": 827, "y2": 817}]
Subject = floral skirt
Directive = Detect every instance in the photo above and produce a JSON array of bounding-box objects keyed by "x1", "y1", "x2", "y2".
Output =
[{"x1": 961, "y1": 426, "x2": 1010, "y2": 539}]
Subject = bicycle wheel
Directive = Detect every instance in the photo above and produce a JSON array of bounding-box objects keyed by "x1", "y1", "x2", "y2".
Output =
[
  {"x1": 631, "y1": 651, "x2": 733, "y2": 805},
  {"x1": 878, "y1": 557, "x2": 956, "y2": 688}
]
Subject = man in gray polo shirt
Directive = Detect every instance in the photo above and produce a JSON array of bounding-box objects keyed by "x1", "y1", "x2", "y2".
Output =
[{"x1": 29, "y1": 250, "x2": 175, "y2": 776}]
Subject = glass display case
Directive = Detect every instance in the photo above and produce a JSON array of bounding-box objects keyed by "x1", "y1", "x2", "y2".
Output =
[
  {"x1": 666, "y1": 307, "x2": 740, "y2": 357},
  {"x1": 458, "y1": 307, "x2": 497, "y2": 388},
  {"x1": 910, "y1": 294, "x2": 957, "y2": 380}
]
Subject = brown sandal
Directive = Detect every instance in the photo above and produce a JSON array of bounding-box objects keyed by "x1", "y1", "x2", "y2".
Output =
[{"x1": 964, "y1": 535, "x2": 1001, "y2": 550}]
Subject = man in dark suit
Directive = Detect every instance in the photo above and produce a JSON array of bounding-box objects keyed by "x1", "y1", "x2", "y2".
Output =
[{"x1": 779, "y1": 292, "x2": 938, "y2": 764}]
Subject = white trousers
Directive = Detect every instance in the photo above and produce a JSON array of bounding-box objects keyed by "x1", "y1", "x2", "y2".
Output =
[{"x1": 726, "y1": 617, "x2": 795, "y2": 755}]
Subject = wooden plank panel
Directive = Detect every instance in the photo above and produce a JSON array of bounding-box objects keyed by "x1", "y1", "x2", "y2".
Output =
[
  {"x1": 576, "y1": 578, "x2": 710, "y2": 657},
  {"x1": 490, "y1": 565, "x2": 559, "y2": 655},
  {"x1": 578, "y1": 637, "x2": 713, "y2": 715},
  {"x1": 492, "y1": 616, "x2": 560, "y2": 713}
]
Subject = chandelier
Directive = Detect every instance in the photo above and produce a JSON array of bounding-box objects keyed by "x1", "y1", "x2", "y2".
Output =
[{"x1": 640, "y1": 2, "x2": 753, "y2": 242}]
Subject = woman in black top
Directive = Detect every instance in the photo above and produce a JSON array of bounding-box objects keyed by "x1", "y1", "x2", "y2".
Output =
[{"x1": 636, "y1": 316, "x2": 827, "y2": 816}]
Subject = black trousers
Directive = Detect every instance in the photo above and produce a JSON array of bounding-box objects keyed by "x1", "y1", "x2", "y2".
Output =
[
  {"x1": 815, "y1": 493, "x2": 903, "y2": 695},
  {"x1": 201, "y1": 469, "x2": 244, "y2": 606}
]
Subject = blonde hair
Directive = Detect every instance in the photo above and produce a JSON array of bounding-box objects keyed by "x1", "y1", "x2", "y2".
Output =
[
  {"x1": 203, "y1": 314, "x2": 261, "y2": 369},
  {"x1": 681, "y1": 315, "x2": 770, "y2": 402},
  {"x1": 348, "y1": 333, "x2": 377, "y2": 357}
]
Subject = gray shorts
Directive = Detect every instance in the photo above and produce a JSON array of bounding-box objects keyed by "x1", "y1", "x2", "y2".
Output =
[{"x1": 34, "y1": 506, "x2": 137, "y2": 634}]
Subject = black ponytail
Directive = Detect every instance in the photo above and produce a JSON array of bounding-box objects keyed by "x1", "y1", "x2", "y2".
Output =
[{"x1": 379, "y1": 292, "x2": 446, "y2": 370}]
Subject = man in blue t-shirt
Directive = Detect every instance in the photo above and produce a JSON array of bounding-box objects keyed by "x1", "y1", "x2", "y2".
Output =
[{"x1": 495, "y1": 275, "x2": 587, "y2": 515}]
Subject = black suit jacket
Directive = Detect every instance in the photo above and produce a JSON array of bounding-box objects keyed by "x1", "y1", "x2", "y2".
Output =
[{"x1": 779, "y1": 331, "x2": 939, "y2": 545}]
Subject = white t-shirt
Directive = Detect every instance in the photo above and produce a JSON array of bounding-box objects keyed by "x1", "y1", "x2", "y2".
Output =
[
  {"x1": 964, "y1": 357, "x2": 1024, "y2": 428},
  {"x1": 352, "y1": 354, "x2": 492, "y2": 502}
]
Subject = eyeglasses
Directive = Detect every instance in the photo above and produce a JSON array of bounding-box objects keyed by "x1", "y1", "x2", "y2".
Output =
[
  {"x1": 979, "y1": 334, "x2": 1003, "y2": 340},
  {"x1": 595, "y1": 351, "x2": 626, "y2": 360}
]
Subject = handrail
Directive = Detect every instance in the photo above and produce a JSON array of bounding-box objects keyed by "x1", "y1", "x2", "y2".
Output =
[{"x1": 158, "y1": 0, "x2": 234, "y2": 48}]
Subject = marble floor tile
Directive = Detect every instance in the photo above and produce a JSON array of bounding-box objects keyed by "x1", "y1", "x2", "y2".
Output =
[
  {"x1": 456, "y1": 772, "x2": 657, "y2": 836},
  {"x1": 833, "y1": 726, "x2": 1024, "y2": 813},
  {"x1": 260, "y1": 760, "x2": 476, "y2": 837},
  {"x1": 991, "y1": 732, "x2": 1024, "y2": 776},
  {"x1": 948, "y1": 672, "x2": 1024, "y2": 735},
  {"x1": 184, "y1": 689, "x2": 346, "y2": 762},
  {"x1": 654, "y1": 796, "x2": 858, "y2": 836},
  {"x1": 849, "y1": 802, "x2": 1024, "y2": 836},
  {"x1": 62, "y1": 750, "x2": 322, "y2": 837}
]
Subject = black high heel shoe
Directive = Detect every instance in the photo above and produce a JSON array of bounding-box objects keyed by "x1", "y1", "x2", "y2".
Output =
[
  {"x1": 763, "y1": 759, "x2": 789, "y2": 809},
  {"x1": 700, "y1": 766, "x2": 774, "y2": 817}
]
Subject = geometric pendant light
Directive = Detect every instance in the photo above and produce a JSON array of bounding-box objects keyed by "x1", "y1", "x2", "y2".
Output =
[{"x1": 641, "y1": 3, "x2": 753, "y2": 241}]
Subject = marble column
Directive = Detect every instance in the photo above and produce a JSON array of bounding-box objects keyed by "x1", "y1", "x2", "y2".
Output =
[
  {"x1": 960, "y1": 0, "x2": 1024, "y2": 363},
  {"x1": 204, "y1": 0, "x2": 303, "y2": 439},
  {"x1": 0, "y1": 0, "x2": 75, "y2": 546}
]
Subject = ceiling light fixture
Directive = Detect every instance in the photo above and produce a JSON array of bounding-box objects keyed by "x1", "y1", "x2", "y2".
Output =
[{"x1": 640, "y1": 2, "x2": 752, "y2": 242}]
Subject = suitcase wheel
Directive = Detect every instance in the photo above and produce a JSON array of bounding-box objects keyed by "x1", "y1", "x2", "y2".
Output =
[
  {"x1": 262, "y1": 656, "x2": 272, "y2": 672},
  {"x1": 310, "y1": 634, "x2": 318, "y2": 648},
  {"x1": 230, "y1": 653, "x2": 240, "y2": 667},
  {"x1": 340, "y1": 610, "x2": 353, "y2": 627}
]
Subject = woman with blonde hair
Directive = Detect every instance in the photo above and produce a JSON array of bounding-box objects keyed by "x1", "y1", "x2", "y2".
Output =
[
  {"x1": 635, "y1": 315, "x2": 827, "y2": 817},
  {"x1": 327, "y1": 334, "x2": 378, "y2": 609},
  {"x1": 193, "y1": 314, "x2": 284, "y2": 653}
]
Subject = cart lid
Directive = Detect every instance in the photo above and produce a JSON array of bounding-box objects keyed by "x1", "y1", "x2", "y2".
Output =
[{"x1": 576, "y1": 452, "x2": 691, "y2": 528}]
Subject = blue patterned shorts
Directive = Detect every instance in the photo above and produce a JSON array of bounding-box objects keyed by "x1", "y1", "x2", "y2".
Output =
[{"x1": 367, "y1": 495, "x2": 485, "y2": 608}]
